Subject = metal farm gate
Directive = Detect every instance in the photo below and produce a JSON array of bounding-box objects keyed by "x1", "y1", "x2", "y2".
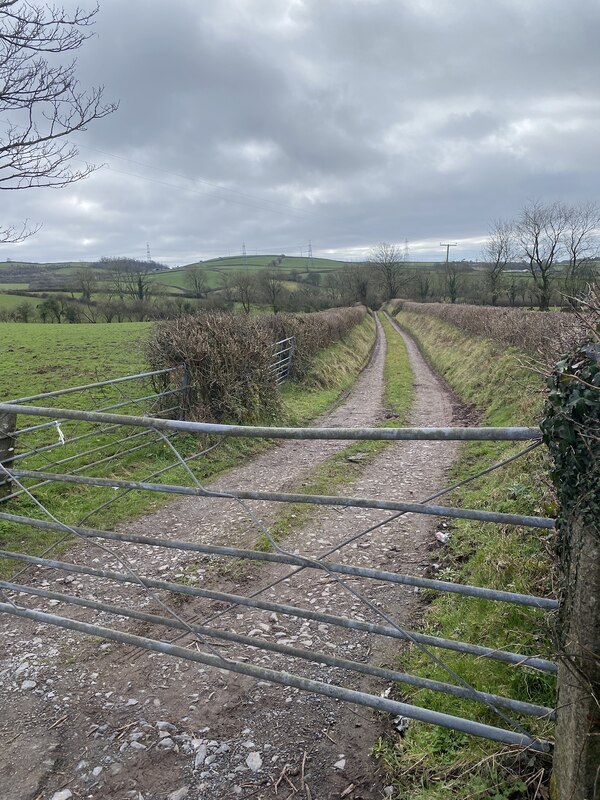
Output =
[{"x1": 0, "y1": 368, "x2": 557, "y2": 757}]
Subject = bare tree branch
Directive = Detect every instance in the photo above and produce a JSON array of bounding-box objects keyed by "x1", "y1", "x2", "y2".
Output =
[{"x1": 0, "y1": 1, "x2": 117, "y2": 241}]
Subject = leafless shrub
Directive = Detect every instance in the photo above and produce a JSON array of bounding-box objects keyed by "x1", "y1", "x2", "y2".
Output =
[
  {"x1": 146, "y1": 306, "x2": 367, "y2": 423},
  {"x1": 388, "y1": 299, "x2": 593, "y2": 366}
]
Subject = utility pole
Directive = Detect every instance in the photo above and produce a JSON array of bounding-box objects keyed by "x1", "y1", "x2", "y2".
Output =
[
  {"x1": 306, "y1": 240, "x2": 314, "y2": 273},
  {"x1": 146, "y1": 242, "x2": 152, "y2": 262},
  {"x1": 242, "y1": 242, "x2": 247, "y2": 271},
  {"x1": 441, "y1": 242, "x2": 458, "y2": 303},
  {"x1": 440, "y1": 242, "x2": 457, "y2": 265}
]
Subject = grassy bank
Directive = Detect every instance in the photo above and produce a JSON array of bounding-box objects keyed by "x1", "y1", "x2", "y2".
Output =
[
  {"x1": 375, "y1": 307, "x2": 557, "y2": 798},
  {"x1": 0, "y1": 313, "x2": 377, "y2": 577}
]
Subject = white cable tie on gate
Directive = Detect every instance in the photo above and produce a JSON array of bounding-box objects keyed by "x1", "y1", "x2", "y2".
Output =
[{"x1": 55, "y1": 421, "x2": 65, "y2": 445}]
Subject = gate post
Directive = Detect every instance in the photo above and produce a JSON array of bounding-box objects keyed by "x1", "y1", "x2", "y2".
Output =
[
  {"x1": 0, "y1": 411, "x2": 16, "y2": 499},
  {"x1": 542, "y1": 343, "x2": 600, "y2": 800},
  {"x1": 179, "y1": 364, "x2": 191, "y2": 421}
]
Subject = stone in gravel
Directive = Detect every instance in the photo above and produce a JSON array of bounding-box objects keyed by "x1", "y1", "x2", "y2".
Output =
[
  {"x1": 50, "y1": 791, "x2": 72, "y2": 800},
  {"x1": 92, "y1": 766, "x2": 103, "y2": 777},
  {"x1": 194, "y1": 744, "x2": 207, "y2": 768},
  {"x1": 21, "y1": 680, "x2": 37, "y2": 690},
  {"x1": 157, "y1": 721, "x2": 177, "y2": 731},
  {"x1": 383, "y1": 787, "x2": 395, "y2": 797},
  {"x1": 334, "y1": 758, "x2": 346, "y2": 770},
  {"x1": 246, "y1": 751, "x2": 262, "y2": 772},
  {"x1": 157, "y1": 737, "x2": 176, "y2": 750},
  {"x1": 205, "y1": 754, "x2": 217, "y2": 766},
  {"x1": 130, "y1": 741, "x2": 147, "y2": 751},
  {"x1": 167, "y1": 788, "x2": 189, "y2": 800}
]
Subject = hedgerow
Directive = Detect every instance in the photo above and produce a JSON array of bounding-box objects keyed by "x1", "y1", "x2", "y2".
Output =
[
  {"x1": 387, "y1": 300, "x2": 585, "y2": 364},
  {"x1": 146, "y1": 306, "x2": 367, "y2": 423}
]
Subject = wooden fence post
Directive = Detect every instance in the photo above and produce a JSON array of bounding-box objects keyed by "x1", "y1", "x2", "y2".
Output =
[
  {"x1": 0, "y1": 411, "x2": 16, "y2": 499},
  {"x1": 542, "y1": 343, "x2": 600, "y2": 800}
]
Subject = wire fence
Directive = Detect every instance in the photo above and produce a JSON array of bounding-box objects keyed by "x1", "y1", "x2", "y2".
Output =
[{"x1": 0, "y1": 372, "x2": 558, "y2": 756}]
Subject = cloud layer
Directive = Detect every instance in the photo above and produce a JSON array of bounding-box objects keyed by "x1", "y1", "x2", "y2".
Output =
[{"x1": 4, "y1": 0, "x2": 600, "y2": 264}]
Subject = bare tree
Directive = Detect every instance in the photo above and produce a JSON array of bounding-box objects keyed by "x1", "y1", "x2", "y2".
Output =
[
  {"x1": 323, "y1": 271, "x2": 344, "y2": 305},
  {"x1": 185, "y1": 266, "x2": 208, "y2": 299},
  {"x1": 123, "y1": 261, "x2": 154, "y2": 302},
  {"x1": 562, "y1": 201, "x2": 600, "y2": 303},
  {"x1": 73, "y1": 267, "x2": 97, "y2": 302},
  {"x1": 444, "y1": 261, "x2": 463, "y2": 304},
  {"x1": 227, "y1": 270, "x2": 257, "y2": 313},
  {"x1": 259, "y1": 269, "x2": 286, "y2": 313},
  {"x1": 0, "y1": 1, "x2": 117, "y2": 242},
  {"x1": 369, "y1": 242, "x2": 405, "y2": 300},
  {"x1": 416, "y1": 269, "x2": 431, "y2": 302},
  {"x1": 515, "y1": 200, "x2": 568, "y2": 311},
  {"x1": 342, "y1": 263, "x2": 371, "y2": 305},
  {"x1": 101, "y1": 257, "x2": 154, "y2": 302},
  {"x1": 483, "y1": 219, "x2": 516, "y2": 305},
  {"x1": 14, "y1": 300, "x2": 33, "y2": 321}
]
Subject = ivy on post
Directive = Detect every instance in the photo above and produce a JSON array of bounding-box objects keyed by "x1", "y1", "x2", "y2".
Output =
[{"x1": 542, "y1": 343, "x2": 600, "y2": 800}]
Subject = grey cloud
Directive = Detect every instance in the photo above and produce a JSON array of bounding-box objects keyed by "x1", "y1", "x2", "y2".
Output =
[{"x1": 4, "y1": 0, "x2": 600, "y2": 264}]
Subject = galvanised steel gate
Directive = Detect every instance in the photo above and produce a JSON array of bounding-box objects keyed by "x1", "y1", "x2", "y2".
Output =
[{"x1": 0, "y1": 372, "x2": 557, "y2": 755}]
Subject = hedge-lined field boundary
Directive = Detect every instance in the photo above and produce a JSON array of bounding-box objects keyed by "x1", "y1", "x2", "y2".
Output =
[
  {"x1": 146, "y1": 306, "x2": 367, "y2": 423},
  {"x1": 387, "y1": 299, "x2": 585, "y2": 364}
]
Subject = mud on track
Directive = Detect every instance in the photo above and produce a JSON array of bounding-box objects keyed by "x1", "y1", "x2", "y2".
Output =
[{"x1": 0, "y1": 316, "x2": 462, "y2": 800}]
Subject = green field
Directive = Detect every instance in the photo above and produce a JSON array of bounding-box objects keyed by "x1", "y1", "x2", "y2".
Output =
[
  {"x1": 182, "y1": 254, "x2": 349, "y2": 272},
  {"x1": 0, "y1": 313, "x2": 376, "y2": 579},
  {"x1": 0, "y1": 322, "x2": 151, "y2": 399},
  {"x1": 0, "y1": 293, "x2": 40, "y2": 310}
]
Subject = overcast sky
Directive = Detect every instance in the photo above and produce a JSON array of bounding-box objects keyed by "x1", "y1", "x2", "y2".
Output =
[{"x1": 4, "y1": 0, "x2": 600, "y2": 266}]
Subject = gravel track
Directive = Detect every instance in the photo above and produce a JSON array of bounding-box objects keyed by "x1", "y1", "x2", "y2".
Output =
[{"x1": 0, "y1": 316, "x2": 462, "y2": 800}]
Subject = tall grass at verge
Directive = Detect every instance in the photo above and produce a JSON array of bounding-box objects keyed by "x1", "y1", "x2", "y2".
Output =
[{"x1": 374, "y1": 306, "x2": 558, "y2": 799}]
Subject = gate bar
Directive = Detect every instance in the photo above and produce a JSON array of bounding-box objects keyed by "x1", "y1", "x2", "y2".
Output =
[
  {"x1": 0, "y1": 403, "x2": 542, "y2": 441},
  {"x1": 0, "y1": 511, "x2": 558, "y2": 609},
  {"x1": 0, "y1": 551, "x2": 557, "y2": 672},
  {"x1": 8, "y1": 367, "x2": 180, "y2": 405},
  {"x1": 0, "y1": 602, "x2": 552, "y2": 752},
  {"x1": 0, "y1": 580, "x2": 555, "y2": 719},
  {"x1": 8, "y1": 468, "x2": 556, "y2": 530}
]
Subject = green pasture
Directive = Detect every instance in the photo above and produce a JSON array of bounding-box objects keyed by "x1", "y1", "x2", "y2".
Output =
[
  {"x1": 0, "y1": 322, "x2": 150, "y2": 399},
  {"x1": 183, "y1": 254, "x2": 349, "y2": 272},
  {"x1": 0, "y1": 294, "x2": 39, "y2": 310}
]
